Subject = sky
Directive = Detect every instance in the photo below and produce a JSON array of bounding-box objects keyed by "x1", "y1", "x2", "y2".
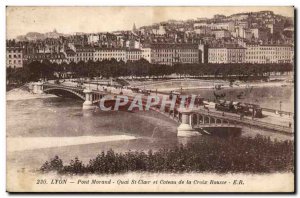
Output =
[{"x1": 6, "y1": 6, "x2": 294, "y2": 39}]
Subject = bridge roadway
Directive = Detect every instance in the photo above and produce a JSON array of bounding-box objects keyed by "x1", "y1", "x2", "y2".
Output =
[
  {"x1": 40, "y1": 81, "x2": 294, "y2": 135},
  {"x1": 190, "y1": 107, "x2": 293, "y2": 134}
]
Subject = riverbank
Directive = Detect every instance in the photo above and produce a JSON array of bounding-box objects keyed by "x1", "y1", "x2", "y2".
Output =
[
  {"x1": 139, "y1": 79, "x2": 293, "y2": 92},
  {"x1": 7, "y1": 86, "x2": 57, "y2": 101}
]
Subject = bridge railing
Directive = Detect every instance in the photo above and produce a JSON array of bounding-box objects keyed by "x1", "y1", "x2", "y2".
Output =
[
  {"x1": 262, "y1": 107, "x2": 294, "y2": 117},
  {"x1": 43, "y1": 83, "x2": 84, "y2": 90},
  {"x1": 193, "y1": 109, "x2": 293, "y2": 133}
]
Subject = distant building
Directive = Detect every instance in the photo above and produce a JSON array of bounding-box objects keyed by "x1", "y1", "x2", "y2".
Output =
[
  {"x1": 150, "y1": 43, "x2": 199, "y2": 65},
  {"x1": 250, "y1": 28, "x2": 269, "y2": 41},
  {"x1": 141, "y1": 47, "x2": 151, "y2": 63},
  {"x1": 6, "y1": 46, "x2": 24, "y2": 68},
  {"x1": 193, "y1": 22, "x2": 209, "y2": 29},
  {"x1": 126, "y1": 49, "x2": 142, "y2": 62},
  {"x1": 63, "y1": 49, "x2": 76, "y2": 63},
  {"x1": 212, "y1": 29, "x2": 231, "y2": 39},
  {"x1": 151, "y1": 23, "x2": 167, "y2": 35},
  {"x1": 198, "y1": 44, "x2": 208, "y2": 63},
  {"x1": 132, "y1": 23, "x2": 137, "y2": 33},
  {"x1": 194, "y1": 26, "x2": 212, "y2": 35},
  {"x1": 158, "y1": 24, "x2": 167, "y2": 35},
  {"x1": 75, "y1": 46, "x2": 95, "y2": 62},
  {"x1": 94, "y1": 48, "x2": 126, "y2": 62},
  {"x1": 245, "y1": 44, "x2": 293, "y2": 64},
  {"x1": 125, "y1": 39, "x2": 141, "y2": 49},
  {"x1": 229, "y1": 13, "x2": 249, "y2": 21},
  {"x1": 210, "y1": 21, "x2": 235, "y2": 32},
  {"x1": 266, "y1": 23, "x2": 284, "y2": 34},
  {"x1": 208, "y1": 46, "x2": 246, "y2": 63},
  {"x1": 87, "y1": 34, "x2": 100, "y2": 44},
  {"x1": 25, "y1": 52, "x2": 67, "y2": 64},
  {"x1": 233, "y1": 28, "x2": 253, "y2": 41},
  {"x1": 93, "y1": 47, "x2": 142, "y2": 62}
]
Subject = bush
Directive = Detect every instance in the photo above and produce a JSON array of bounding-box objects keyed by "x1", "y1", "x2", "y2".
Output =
[
  {"x1": 41, "y1": 135, "x2": 294, "y2": 174},
  {"x1": 40, "y1": 155, "x2": 63, "y2": 172}
]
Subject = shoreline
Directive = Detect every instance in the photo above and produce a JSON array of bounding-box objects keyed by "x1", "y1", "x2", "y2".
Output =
[
  {"x1": 153, "y1": 83, "x2": 293, "y2": 92},
  {"x1": 6, "y1": 86, "x2": 57, "y2": 101}
]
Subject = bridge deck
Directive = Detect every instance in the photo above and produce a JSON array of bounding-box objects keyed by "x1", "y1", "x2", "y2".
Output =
[
  {"x1": 41, "y1": 82, "x2": 293, "y2": 134},
  {"x1": 192, "y1": 108, "x2": 293, "y2": 134}
]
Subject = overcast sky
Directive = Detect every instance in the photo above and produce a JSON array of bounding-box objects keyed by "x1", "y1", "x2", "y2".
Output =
[{"x1": 6, "y1": 6, "x2": 294, "y2": 39}]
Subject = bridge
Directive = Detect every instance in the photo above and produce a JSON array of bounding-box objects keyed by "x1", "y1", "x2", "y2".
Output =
[
  {"x1": 30, "y1": 82, "x2": 294, "y2": 137},
  {"x1": 34, "y1": 82, "x2": 109, "y2": 109}
]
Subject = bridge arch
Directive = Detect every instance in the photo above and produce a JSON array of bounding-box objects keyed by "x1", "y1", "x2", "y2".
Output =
[
  {"x1": 216, "y1": 118, "x2": 222, "y2": 124},
  {"x1": 204, "y1": 116, "x2": 210, "y2": 124},
  {"x1": 43, "y1": 87, "x2": 85, "y2": 100},
  {"x1": 211, "y1": 117, "x2": 216, "y2": 124},
  {"x1": 222, "y1": 119, "x2": 229, "y2": 125}
]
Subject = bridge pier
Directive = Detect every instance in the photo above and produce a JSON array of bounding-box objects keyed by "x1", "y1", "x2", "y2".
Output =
[
  {"x1": 177, "y1": 109, "x2": 200, "y2": 137},
  {"x1": 83, "y1": 89, "x2": 95, "y2": 110},
  {"x1": 32, "y1": 82, "x2": 44, "y2": 94}
]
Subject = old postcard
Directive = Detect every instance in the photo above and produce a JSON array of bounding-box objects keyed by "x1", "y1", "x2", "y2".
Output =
[{"x1": 6, "y1": 6, "x2": 295, "y2": 192}]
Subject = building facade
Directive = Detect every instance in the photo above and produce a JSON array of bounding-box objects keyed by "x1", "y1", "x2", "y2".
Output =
[
  {"x1": 93, "y1": 48, "x2": 142, "y2": 62},
  {"x1": 208, "y1": 46, "x2": 246, "y2": 64},
  {"x1": 25, "y1": 53, "x2": 67, "y2": 64},
  {"x1": 93, "y1": 48, "x2": 126, "y2": 62},
  {"x1": 210, "y1": 22, "x2": 235, "y2": 32},
  {"x1": 6, "y1": 46, "x2": 24, "y2": 68},
  {"x1": 150, "y1": 43, "x2": 199, "y2": 65},
  {"x1": 212, "y1": 29, "x2": 231, "y2": 39},
  {"x1": 75, "y1": 46, "x2": 95, "y2": 62},
  {"x1": 126, "y1": 49, "x2": 142, "y2": 62},
  {"x1": 245, "y1": 44, "x2": 293, "y2": 64},
  {"x1": 141, "y1": 47, "x2": 151, "y2": 63}
]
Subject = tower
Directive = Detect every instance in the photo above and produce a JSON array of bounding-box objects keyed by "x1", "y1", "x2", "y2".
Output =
[{"x1": 132, "y1": 23, "x2": 137, "y2": 33}]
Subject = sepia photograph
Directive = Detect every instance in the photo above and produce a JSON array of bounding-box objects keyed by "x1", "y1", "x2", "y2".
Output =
[{"x1": 5, "y1": 6, "x2": 295, "y2": 193}]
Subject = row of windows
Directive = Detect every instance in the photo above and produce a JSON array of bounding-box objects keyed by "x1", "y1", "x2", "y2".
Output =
[
  {"x1": 209, "y1": 49, "x2": 245, "y2": 52},
  {"x1": 155, "y1": 54, "x2": 198, "y2": 58},
  {"x1": 77, "y1": 58, "x2": 93, "y2": 61},
  {"x1": 246, "y1": 56, "x2": 291, "y2": 59},
  {"x1": 8, "y1": 55, "x2": 21, "y2": 58},
  {"x1": 95, "y1": 50, "x2": 128, "y2": 53},
  {"x1": 28, "y1": 55, "x2": 64, "y2": 59},
  {"x1": 246, "y1": 51, "x2": 290, "y2": 55},
  {"x1": 94, "y1": 58, "x2": 125, "y2": 61},
  {"x1": 209, "y1": 55, "x2": 226, "y2": 58},
  {"x1": 245, "y1": 60, "x2": 292, "y2": 64},
  {"x1": 77, "y1": 53, "x2": 93, "y2": 56},
  {"x1": 153, "y1": 58, "x2": 198, "y2": 63},
  {"x1": 127, "y1": 55, "x2": 141, "y2": 59},
  {"x1": 94, "y1": 54, "x2": 125, "y2": 57},
  {"x1": 127, "y1": 52, "x2": 142, "y2": 55},
  {"x1": 153, "y1": 49, "x2": 198, "y2": 53},
  {"x1": 247, "y1": 47, "x2": 292, "y2": 51},
  {"x1": 228, "y1": 53, "x2": 244, "y2": 56},
  {"x1": 228, "y1": 58, "x2": 244, "y2": 60},
  {"x1": 7, "y1": 65, "x2": 21, "y2": 68},
  {"x1": 209, "y1": 57, "x2": 227, "y2": 60},
  {"x1": 8, "y1": 60, "x2": 22, "y2": 64}
]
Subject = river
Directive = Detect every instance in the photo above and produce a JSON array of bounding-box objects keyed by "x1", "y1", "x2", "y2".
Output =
[{"x1": 6, "y1": 88, "x2": 293, "y2": 171}]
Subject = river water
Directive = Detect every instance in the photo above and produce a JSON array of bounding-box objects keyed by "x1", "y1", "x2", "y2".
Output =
[
  {"x1": 6, "y1": 88, "x2": 293, "y2": 171},
  {"x1": 7, "y1": 96, "x2": 182, "y2": 170}
]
